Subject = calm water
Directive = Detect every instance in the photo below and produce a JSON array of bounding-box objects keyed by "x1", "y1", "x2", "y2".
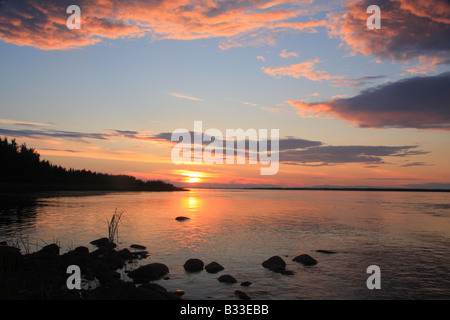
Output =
[{"x1": 1, "y1": 189, "x2": 450, "y2": 300}]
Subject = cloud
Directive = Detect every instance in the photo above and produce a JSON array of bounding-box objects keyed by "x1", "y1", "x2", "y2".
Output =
[
  {"x1": 256, "y1": 56, "x2": 265, "y2": 62},
  {"x1": 0, "y1": 0, "x2": 328, "y2": 50},
  {"x1": 330, "y1": 75, "x2": 385, "y2": 88},
  {"x1": 169, "y1": 93, "x2": 204, "y2": 101},
  {"x1": 279, "y1": 49, "x2": 298, "y2": 58},
  {"x1": 287, "y1": 72, "x2": 450, "y2": 130},
  {"x1": 262, "y1": 58, "x2": 342, "y2": 81},
  {"x1": 0, "y1": 118, "x2": 56, "y2": 127},
  {"x1": 400, "y1": 161, "x2": 431, "y2": 167},
  {"x1": 279, "y1": 145, "x2": 428, "y2": 166},
  {"x1": 150, "y1": 130, "x2": 427, "y2": 167},
  {"x1": 0, "y1": 128, "x2": 110, "y2": 141},
  {"x1": 328, "y1": 0, "x2": 450, "y2": 67}
]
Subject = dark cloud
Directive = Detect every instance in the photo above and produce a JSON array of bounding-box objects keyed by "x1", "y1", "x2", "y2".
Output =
[
  {"x1": 330, "y1": 75, "x2": 386, "y2": 88},
  {"x1": 0, "y1": 126, "x2": 429, "y2": 167},
  {"x1": 400, "y1": 162, "x2": 431, "y2": 167},
  {"x1": 289, "y1": 72, "x2": 450, "y2": 130},
  {"x1": 279, "y1": 145, "x2": 427, "y2": 166},
  {"x1": 328, "y1": 0, "x2": 450, "y2": 65},
  {"x1": 0, "y1": 128, "x2": 109, "y2": 141}
]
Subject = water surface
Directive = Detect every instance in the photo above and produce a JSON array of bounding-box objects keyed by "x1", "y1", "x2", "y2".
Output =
[{"x1": 1, "y1": 189, "x2": 449, "y2": 299}]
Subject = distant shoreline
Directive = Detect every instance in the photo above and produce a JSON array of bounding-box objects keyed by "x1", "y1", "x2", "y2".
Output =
[
  {"x1": 0, "y1": 182, "x2": 188, "y2": 193},
  {"x1": 188, "y1": 186, "x2": 450, "y2": 193}
]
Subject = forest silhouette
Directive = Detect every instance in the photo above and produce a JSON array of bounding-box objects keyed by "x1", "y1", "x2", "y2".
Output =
[{"x1": 0, "y1": 137, "x2": 184, "y2": 192}]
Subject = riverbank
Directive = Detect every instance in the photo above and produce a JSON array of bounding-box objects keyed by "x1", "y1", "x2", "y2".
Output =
[{"x1": 0, "y1": 238, "x2": 185, "y2": 300}]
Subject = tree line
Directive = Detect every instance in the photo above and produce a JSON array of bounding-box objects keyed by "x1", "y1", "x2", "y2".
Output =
[{"x1": 0, "y1": 137, "x2": 183, "y2": 192}]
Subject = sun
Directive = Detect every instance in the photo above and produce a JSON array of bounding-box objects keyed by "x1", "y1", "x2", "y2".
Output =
[{"x1": 177, "y1": 170, "x2": 204, "y2": 184}]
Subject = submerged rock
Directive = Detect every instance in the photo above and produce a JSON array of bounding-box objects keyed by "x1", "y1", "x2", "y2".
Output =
[
  {"x1": 240, "y1": 281, "x2": 252, "y2": 287},
  {"x1": 205, "y1": 261, "x2": 224, "y2": 274},
  {"x1": 90, "y1": 237, "x2": 111, "y2": 247},
  {"x1": 235, "y1": 290, "x2": 251, "y2": 300},
  {"x1": 183, "y1": 258, "x2": 204, "y2": 272},
  {"x1": 127, "y1": 263, "x2": 170, "y2": 283},
  {"x1": 293, "y1": 254, "x2": 318, "y2": 266},
  {"x1": 218, "y1": 274, "x2": 237, "y2": 284},
  {"x1": 262, "y1": 256, "x2": 286, "y2": 272},
  {"x1": 130, "y1": 244, "x2": 146, "y2": 250},
  {"x1": 316, "y1": 250, "x2": 337, "y2": 254},
  {"x1": 175, "y1": 216, "x2": 190, "y2": 221}
]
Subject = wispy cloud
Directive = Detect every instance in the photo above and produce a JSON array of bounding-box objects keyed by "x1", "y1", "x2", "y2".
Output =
[
  {"x1": 0, "y1": 118, "x2": 56, "y2": 127},
  {"x1": 262, "y1": 58, "x2": 342, "y2": 81},
  {"x1": 169, "y1": 93, "x2": 204, "y2": 102},
  {"x1": 280, "y1": 49, "x2": 299, "y2": 58}
]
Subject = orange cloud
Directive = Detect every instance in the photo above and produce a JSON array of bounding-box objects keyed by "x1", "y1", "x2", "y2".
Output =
[
  {"x1": 0, "y1": 0, "x2": 328, "y2": 50},
  {"x1": 262, "y1": 58, "x2": 342, "y2": 81}
]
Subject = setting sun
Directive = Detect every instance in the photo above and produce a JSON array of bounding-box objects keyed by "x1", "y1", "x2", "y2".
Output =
[{"x1": 177, "y1": 170, "x2": 205, "y2": 184}]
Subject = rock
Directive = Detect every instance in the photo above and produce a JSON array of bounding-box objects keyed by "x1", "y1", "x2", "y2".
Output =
[
  {"x1": 281, "y1": 270, "x2": 294, "y2": 275},
  {"x1": 73, "y1": 246, "x2": 89, "y2": 255},
  {"x1": 205, "y1": 261, "x2": 224, "y2": 273},
  {"x1": 293, "y1": 254, "x2": 318, "y2": 266},
  {"x1": 218, "y1": 274, "x2": 237, "y2": 284},
  {"x1": 90, "y1": 237, "x2": 111, "y2": 247},
  {"x1": 132, "y1": 251, "x2": 149, "y2": 259},
  {"x1": 0, "y1": 245, "x2": 22, "y2": 270},
  {"x1": 173, "y1": 290, "x2": 185, "y2": 296},
  {"x1": 262, "y1": 256, "x2": 286, "y2": 272},
  {"x1": 175, "y1": 216, "x2": 190, "y2": 221},
  {"x1": 39, "y1": 243, "x2": 60, "y2": 256},
  {"x1": 316, "y1": 250, "x2": 337, "y2": 254},
  {"x1": 127, "y1": 263, "x2": 170, "y2": 283},
  {"x1": 117, "y1": 248, "x2": 134, "y2": 260},
  {"x1": 138, "y1": 283, "x2": 183, "y2": 300},
  {"x1": 130, "y1": 244, "x2": 146, "y2": 250},
  {"x1": 235, "y1": 290, "x2": 251, "y2": 300},
  {"x1": 183, "y1": 258, "x2": 204, "y2": 272},
  {"x1": 240, "y1": 281, "x2": 252, "y2": 287}
]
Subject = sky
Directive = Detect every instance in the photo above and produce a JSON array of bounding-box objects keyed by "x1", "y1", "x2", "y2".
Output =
[{"x1": 0, "y1": 0, "x2": 449, "y2": 188}]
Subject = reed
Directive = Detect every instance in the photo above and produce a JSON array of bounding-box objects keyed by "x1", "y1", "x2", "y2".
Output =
[{"x1": 107, "y1": 209, "x2": 123, "y2": 245}]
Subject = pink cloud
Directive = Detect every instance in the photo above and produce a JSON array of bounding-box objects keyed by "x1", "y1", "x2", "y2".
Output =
[
  {"x1": 0, "y1": 0, "x2": 328, "y2": 50},
  {"x1": 262, "y1": 58, "x2": 342, "y2": 81}
]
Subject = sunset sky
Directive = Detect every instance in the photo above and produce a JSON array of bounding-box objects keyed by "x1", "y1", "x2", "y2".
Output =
[{"x1": 1, "y1": 0, "x2": 449, "y2": 188}]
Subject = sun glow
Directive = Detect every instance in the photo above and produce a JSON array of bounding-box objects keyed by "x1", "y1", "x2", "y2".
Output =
[{"x1": 177, "y1": 170, "x2": 205, "y2": 183}]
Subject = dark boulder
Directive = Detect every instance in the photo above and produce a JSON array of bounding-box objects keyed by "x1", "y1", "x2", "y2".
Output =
[
  {"x1": 117, "y1": 248, "x2": 134, "y2": 260},
  {"x1": 73, "y1": 246, "x2": 89, "y2": 255},
  {"x1": 127, "y1": 263, "x2": 169, "y2": 283},
  {"x1": 316, "y1": 250, "x2": 337, "y2": 254},
  {"x1": 183, "y1": 258, "x2": 204, "y2": 272},
  {"x1": 218, "y1": 274, "x2": 237, "y2": 284},
  {"x1": 90, "y1": 237, "x2": 111, "y2": 247},
  {"x1": 0, "y1": 245, "x2": 23, "y2": 271},
  {"x1": 293, "y1": 254, "x2": 318, "y2": 266},
  {"x1": 205, "y1": 261, "x2": 224, "y2": 274},
  {"x1": 130, "y1": 244, "x2": 146, "y2": 250},
  {"x1": 235, "y1": 290, "x2": 251, "y2": 300},
  {"x1": 262, "y1": 256, "x2": 286, "y2": 272},
  {"x1": 240, "y1": 281, "x2": 252, "y2": 287},
  {"x1": 175, "y1": 216, "x2": 190, "y2": 221}
]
